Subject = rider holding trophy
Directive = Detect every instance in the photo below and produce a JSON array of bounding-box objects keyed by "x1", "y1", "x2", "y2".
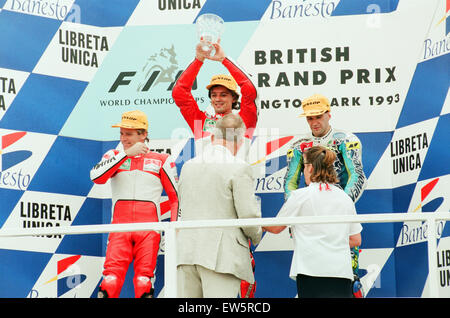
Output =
[{"x1": 172, "y1": 14, "x2": 259, "y2": 298}]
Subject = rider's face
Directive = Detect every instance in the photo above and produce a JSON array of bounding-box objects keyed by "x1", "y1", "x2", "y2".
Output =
[
  {"x1": 306, "y1": 112, "x2": 331, "y2": 137},
  {"x1": 120, "y1": 128, "x2": 147, "y2": 150},
  {"x1": 210, "y1": 86, "x2": 236, "y2": 115}
]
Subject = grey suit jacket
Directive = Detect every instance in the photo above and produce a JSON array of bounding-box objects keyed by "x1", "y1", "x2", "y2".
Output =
[{"x1": 176, "y1": 144, "x2": 262, "y2": 283}]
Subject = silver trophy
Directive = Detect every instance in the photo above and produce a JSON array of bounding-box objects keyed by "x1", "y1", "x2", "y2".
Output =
[{"x1": 195, "y1": 13, "x2": 224, "y2": 52}]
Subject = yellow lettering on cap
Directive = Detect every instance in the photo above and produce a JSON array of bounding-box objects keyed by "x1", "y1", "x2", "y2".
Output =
[
  {"x1": 215, "y1": 76, "x2": 230, "y2": 81},
  {"x1": 303, "y1": 100, "x2": 321, "y2": 107}
]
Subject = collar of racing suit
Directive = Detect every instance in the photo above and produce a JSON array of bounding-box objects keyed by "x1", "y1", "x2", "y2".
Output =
[{"x1": 311, "y1": 126, "x2": 333, "y2": 141}]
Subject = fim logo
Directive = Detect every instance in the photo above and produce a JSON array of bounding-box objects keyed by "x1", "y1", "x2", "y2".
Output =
[
  {"x1": 44, "y1": 255, "x2": 86, "y2": 297},
  {"x1": 108, "y1": 45, "x2": 195, "y2": 93}
]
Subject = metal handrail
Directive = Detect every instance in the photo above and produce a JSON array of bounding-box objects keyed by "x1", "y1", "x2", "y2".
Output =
[{"x1": 1, "y1": 211, "x2": 449, "y2": 298}]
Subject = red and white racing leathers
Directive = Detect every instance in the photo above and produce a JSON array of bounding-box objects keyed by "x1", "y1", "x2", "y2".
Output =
[
  {"x1": 172, "y1": 57, "x2": 258, "y2": 160},
  {"x1": 90, "y1": 148, "x2": 178, "y2": 298}
]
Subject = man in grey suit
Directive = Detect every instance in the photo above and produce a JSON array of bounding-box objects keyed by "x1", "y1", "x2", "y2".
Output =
[{"x1": 176, "y1": 113, "x2": 262, "y2": 298}]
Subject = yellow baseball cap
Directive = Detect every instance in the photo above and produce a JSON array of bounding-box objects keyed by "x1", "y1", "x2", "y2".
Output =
[
  {"x1": 206, "y1": 74, "x2": 238, "y2": 93},
  {"x1": 112, "y1": 110, "x2": 148, "y2": 130},
  {"x1": 298, "y1": 94, "x2": 331, "y2": 117}
]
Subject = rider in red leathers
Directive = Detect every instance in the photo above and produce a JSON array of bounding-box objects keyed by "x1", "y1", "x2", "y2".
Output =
[
  {"x1": 90, "y1": 110, "x2": 179, "y2": 298},
  {"x1": 172, "y1": 41, "x2": 258, "y2": 161},
  {"x1": 173, "y1": 42, "x2": 258, "y2": 297}
]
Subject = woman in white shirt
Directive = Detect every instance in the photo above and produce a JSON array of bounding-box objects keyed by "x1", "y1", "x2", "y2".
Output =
[{"x1": 264, "y1": 146, "x2": 362, "y2": 298}]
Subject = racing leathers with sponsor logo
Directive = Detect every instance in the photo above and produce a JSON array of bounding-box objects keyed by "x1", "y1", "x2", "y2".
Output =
[
  {"x1": 172, "y1": 57, "x2": 258, "y2": 160},
  {"x1": 283, "y1": 127, "x2": 367, "y2": 296},
  {"x1": 90, "y1": 148, "x2": 178, "y2": 298},
  {"x1": 284, "y1": 127, "x2": 366, "y2": 202}
]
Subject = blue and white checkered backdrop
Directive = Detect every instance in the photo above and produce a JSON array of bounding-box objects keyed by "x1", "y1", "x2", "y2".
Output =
[{"x1": 0, "y1": 0, "x2": 448, "y2": 298}]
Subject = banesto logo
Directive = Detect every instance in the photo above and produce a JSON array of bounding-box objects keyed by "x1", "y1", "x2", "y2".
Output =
[
  {"x1": 252, "y1": 136, "x2": 294, "y2": 192},
  {"x1": 44, "y1": 255, "x2": 86, "y2": 298},
  {"x1": 108, "y1": 45, "x2": 198, "y2": 93},
  {"x1": 412, "y1": 177, "x2": 443, "y2": 213},
  {"x1": 0, "y1": 131, "x2": 32, "y2": 190},
  {"x1": 423, "y1": 0, "x2": 450, "y2": 60},
  {"x1": 398, "y1": 178, "x2": 446, "y2": 246},
  {"x1": 437, "y1": 0, "x2": 450, "y2": 35}
]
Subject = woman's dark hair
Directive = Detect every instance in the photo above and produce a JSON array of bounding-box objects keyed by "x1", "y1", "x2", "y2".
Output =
[{"x1": 304, "y1": 146, "x2": 339, "y2": 184}]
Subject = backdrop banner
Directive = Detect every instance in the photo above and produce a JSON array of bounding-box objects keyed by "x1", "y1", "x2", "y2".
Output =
[{"x1": 0, "y1": 0, "x2": 448, "y2": 298}]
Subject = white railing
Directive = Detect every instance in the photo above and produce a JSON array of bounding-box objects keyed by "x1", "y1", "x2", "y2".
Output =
[{"x1": 1, "y1": 211, "x2": 449, "y2": 298}]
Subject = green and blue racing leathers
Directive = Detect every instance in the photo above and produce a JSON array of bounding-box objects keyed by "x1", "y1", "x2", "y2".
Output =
[{"x1": 284, "y1": 127, "x2": 366, "y2": 202}]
